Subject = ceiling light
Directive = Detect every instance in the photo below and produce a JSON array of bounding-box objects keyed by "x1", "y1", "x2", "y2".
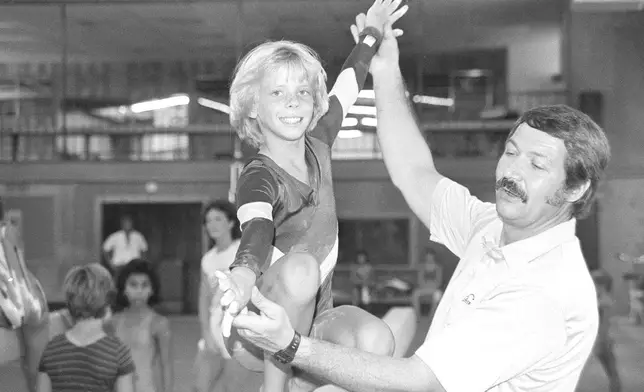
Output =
[
  {"x1": 342, "y1": 117, "x2": 358, "y2": 127},
  {"x1": 412, "y1": 95, "x2": 454, "y2": 107},
  {"x1": 358, "y1": 90, "x2": 375, "y2": 99},
  {"x1": 361, "y1": 117, "x2": 377, "y2": 127},
  {"x1": 338, "y1": 129, "x2": 363, "y2": 139},
  {"x1": 197, "y1": 97, "x2": 231, "y2": 114},
  {"x1": 131, "y1": 94, "x2": 190, "y2": 113},
  {"x1": 347, "y1": 105, "x2": 377, "y2": 116}
]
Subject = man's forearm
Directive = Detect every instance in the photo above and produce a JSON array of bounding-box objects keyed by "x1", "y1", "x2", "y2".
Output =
[
  {"x1": 292, "y1": 337, "x2": 437, "y2": 392},
  {"x1": 372, "y1": 65, "x2": 436, "y2": 186}
]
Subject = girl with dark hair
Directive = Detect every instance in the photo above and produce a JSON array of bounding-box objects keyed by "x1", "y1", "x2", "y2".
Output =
[
  {"x1": 194, "y1": 200, "x2": 242, "y2": 392},
  {"x1": 112, "y1": 259, "x2": 173, "y2": 392}
]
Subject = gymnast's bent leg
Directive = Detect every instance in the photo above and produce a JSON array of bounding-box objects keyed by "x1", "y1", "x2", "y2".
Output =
[
  {"x1": 288, "y1": 304, "x2": 396, "y2": 392},
  {"x1": 216, "y1": 252, "x2": 320, "y2": 391}
]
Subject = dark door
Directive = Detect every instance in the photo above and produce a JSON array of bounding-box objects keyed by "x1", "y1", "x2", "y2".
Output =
[{"x1": 102, "y1": 202, "x2": 203, "y2": 313}]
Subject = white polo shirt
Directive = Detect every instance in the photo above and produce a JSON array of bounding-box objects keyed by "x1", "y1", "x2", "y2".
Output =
[
  {"x1": 415, "y1": 178, "x2": 598, "y2": 392},
  {"x1": 102, "y1": 230, "x2": 148, "y2": 267}
]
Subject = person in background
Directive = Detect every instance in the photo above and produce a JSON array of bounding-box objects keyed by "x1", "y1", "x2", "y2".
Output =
[
  {"x1": 617, "y1": 252, "x2": 644, "y2": 325},
  {"x1": 102, "y1": 215, "x2": 148, "y2": 277},
  {"x1": 411, "y1": 248, "x2": 443, "y2": 318},
  {"x1": 37, "y1": 263, "x2": 134, "y2": 392},
  {"x1": 350, "y1": 250, "x2": 375, "y2": 308},
  {"x1": 112, "y1": 259, "x2": 172, "y2": 392},
  {"x1": 194, "y1": 200, "x2": 242, "y2": 392}
]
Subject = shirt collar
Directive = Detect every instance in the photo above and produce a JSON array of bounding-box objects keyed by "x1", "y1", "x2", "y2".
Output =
[{"x1": 482, "y1": 218, "x2": 577, "y2": 268}]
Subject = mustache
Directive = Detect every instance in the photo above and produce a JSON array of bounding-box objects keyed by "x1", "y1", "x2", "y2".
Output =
[{"x1": 495, "y1": 177, "x2": 528, "y2": 203}]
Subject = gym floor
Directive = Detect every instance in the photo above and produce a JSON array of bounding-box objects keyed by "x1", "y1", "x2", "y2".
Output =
[{"x1": 2, "y1": 313, "x2": 643, "y2": 391}]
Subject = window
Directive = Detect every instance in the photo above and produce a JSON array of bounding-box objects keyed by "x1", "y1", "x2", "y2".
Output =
[{"x1": 337, "y1": 218, "x2": 409, "y2": 265}]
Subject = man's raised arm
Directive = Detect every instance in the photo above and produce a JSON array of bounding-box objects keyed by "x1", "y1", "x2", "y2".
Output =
[{"x1": 371, "y1": 26, "x2": 443, "y2": 229}]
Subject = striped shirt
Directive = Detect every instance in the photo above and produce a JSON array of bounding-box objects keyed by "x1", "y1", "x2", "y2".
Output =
[{"x1": 39, "y1": 333, "x2": 135, "y2": 392}]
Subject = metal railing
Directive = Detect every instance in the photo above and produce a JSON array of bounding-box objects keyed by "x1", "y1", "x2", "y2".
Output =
[
  {"x1": 1, "y1": 90, "x2": 567, "y2": 162},
  {"x1": 1, "y1": 124, "x2": 514, "y2": 162}
]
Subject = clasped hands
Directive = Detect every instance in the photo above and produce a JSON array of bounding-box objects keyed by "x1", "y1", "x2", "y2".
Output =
[{"x1": 213, "y1": 269, "x2": 294, "y2": 355}]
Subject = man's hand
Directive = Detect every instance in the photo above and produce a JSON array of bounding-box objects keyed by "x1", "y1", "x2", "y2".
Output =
[
  {"x1": 351, "y1": 1, "x2": 408, "y2": 75},
  {"x1": 232, "y1": 287, "x2": 295, "y2": 355},
  {"x1": 364, "y1": 0, "x2": 407, "y2": 36},
  {"x1": 214, "y1": 267, "x2": 256, "y2": 337}
]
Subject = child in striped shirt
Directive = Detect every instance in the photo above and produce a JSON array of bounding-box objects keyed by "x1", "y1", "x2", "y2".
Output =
[{"x1": 37, "y1": 263, "x2": 135, "y2": 392}]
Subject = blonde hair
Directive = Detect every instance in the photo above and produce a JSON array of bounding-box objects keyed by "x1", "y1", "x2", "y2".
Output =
[
  {"x1": 229, "y1": 40, "x2": 329, "y2": 149},
  {"x1": 63, "y1": 263, "x2": 114, "y2": 321}
]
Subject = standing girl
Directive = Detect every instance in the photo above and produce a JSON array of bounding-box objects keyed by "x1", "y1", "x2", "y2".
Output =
[
  {"x1": 194, "y1": 200, "x2": 242, "y2": 392},
  {"x1": 112, "y1": 260, "x2": 173, "y2": 392}
]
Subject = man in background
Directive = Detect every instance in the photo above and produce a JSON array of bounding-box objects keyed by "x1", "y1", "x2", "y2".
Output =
[{"x1": 102, "y1": 214, "x2": 148, "y2": 277}]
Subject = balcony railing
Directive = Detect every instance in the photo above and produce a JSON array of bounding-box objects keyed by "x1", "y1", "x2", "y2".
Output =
[
  {"x1": 1, "y1": 122, "x2": 516, "y2": 163},
  {"x1": 0, "y1": 90, "x2": 566, "y2": 163}
]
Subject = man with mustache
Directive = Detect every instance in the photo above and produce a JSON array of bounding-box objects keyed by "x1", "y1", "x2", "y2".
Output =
[{"x1": 227, "y1": 2, "x2": 611, "y2": 391}]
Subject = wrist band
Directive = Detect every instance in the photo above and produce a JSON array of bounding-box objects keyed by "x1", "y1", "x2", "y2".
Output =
[{"x1": 359, "y1": 26, "x2": 384, "y2": 48}]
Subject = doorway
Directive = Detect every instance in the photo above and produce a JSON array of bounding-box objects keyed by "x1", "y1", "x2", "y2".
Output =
[{"x1": 101, "y1": 202, "x2": 203, "y2": 314}]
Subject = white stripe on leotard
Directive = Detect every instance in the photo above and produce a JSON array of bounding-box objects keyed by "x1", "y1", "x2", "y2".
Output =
[
  {"x1": 237, "y1": 201, "x2": 272, "y2": 225},
  {"x1": 269, "y1": 246, "x2": 285, "y2": 266},
  {"x1": 329, "y1": 68, "x2": 359, "y2": 118},
  {"x1": 319, "y1": 234, "x2": 339, "y2": 284}
]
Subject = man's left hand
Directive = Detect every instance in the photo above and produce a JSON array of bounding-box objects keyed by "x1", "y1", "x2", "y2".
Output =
[{"x1": 232, "y1": 287, "x2": 295, "y2": 355}]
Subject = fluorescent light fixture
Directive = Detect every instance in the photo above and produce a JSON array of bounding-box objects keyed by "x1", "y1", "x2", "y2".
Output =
[
  {"x1": 412, "y1": 95, "x2": 454, "y2": 107},
  {"x1": 361, "y1": 117, "x2": 377, "y2": 127},
  {"x1": 198, "y1": 97, "x2": 231, "y2": 114},
  {"x1": 356, "y1": 90, "x2": 410, "y2": 100},
  {"x1": 358, "y1": 90, "x2": 375, "y2": 99},
  {"x1": 131, "y1": 94, "x2": 190, "y2": 113},
  {"x1": 347, "y1": 105, "x2": 377, "y2": 116},
  {"x1": 338, "y1": 129, "x2": 363, "y2": 139},
  {"x1": 342, "y1": 117, "x2": 359, "y2": 127}
]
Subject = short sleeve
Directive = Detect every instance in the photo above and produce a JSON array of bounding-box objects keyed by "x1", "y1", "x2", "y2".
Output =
[
  {"x1": 415, "y1": 288, "x2": 566, "y2": 391},
  {"x1": 429, "y1": 178, "x2": 496, "y2": 258},
  {"x1": 236, "y1": 162, "x2": 280, "y2": 209},
  {"x1": 116, "y1": 342, "x2": 136, "y2": 376}
]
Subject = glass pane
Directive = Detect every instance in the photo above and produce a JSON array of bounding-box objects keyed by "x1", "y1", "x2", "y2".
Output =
[{"x1": 338, "y1": 219, "x2": 409, "y2": 265}]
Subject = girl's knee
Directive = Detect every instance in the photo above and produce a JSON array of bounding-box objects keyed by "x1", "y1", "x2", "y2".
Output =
[{"x1": 271, "y1": 252, "x2": 320, "y2": 303}]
